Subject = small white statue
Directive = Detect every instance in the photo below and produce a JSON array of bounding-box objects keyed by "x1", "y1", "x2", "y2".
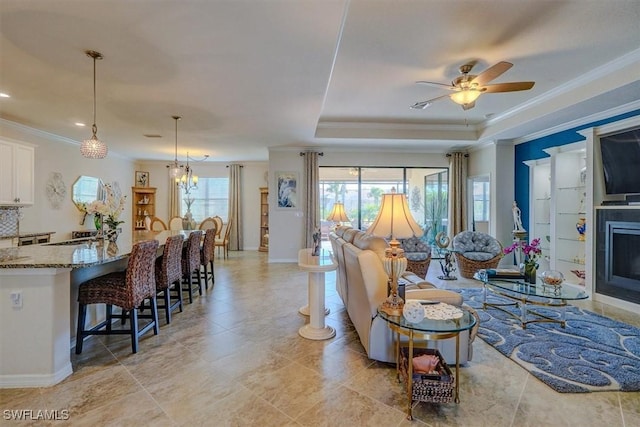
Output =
[{"x1": 512, "y1": 201, "x2": 526, "y2": 232}]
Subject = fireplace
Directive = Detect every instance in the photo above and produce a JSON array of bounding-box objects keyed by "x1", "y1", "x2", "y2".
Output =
[{"x1": 596, "y1": 209, "x2": 640, "y2": 304}]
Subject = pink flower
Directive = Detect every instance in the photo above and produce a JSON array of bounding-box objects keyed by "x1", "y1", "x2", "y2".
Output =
[{"x1": 503, "y1": 238, "x2": 542, "y2": 267}]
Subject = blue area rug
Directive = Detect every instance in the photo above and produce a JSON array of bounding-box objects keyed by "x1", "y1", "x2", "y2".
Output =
[{"x1": 457, "y1": 288, "x2": 640, "y2": 393}]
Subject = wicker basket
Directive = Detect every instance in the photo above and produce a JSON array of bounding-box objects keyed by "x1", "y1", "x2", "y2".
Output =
[
  {"x1": 406, "y1": 254, "x2": 432, "y2": 278},
  {"x1": 454, "y1": 252, "x2": 502, "y2": 279},
  {"x1": 399, "y1": 348, "x2": 454, "y2": 404}
]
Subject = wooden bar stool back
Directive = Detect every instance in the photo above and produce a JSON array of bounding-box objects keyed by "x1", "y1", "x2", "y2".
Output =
[
  {"x1": 155, "y1": 234, "x2": 184, "y2": 323},
  {"x1": 75, "y1": 240, "x2": 160, "y2": 354},
  {"x1": 181, "y1": 230, "x2": 203, "y2": 303}
]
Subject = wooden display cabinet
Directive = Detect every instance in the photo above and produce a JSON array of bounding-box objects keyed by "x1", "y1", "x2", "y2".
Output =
[
  {"x1": 131, "y1": 187, "x2": 157, "y2": 233},
  {"x1": 259, "y1": 187, "x2": 269, "y2": 252}
]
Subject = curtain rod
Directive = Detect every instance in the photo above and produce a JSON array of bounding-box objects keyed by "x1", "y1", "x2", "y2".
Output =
[
  {"x1": 225, "y1": 164, "x2": 244, "y2": 168},
  {"x1": 299, "y1": 152, "x2": 324, "y2": 156},
  {"x1": 446, "y1": 153, "x2": 469, "y2": 157}
]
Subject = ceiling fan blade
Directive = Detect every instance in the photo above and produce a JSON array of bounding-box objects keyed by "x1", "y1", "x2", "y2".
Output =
[
  {"x1": 462, "y1": 101, "x2": 476, "y2": 111},
  {"x1": 471, "y1": 61, "x2": 513, "y2": 86},
  {"x1": 482, "y1": 81, "x2": 535, "y2": 93},
  {"x1": 416, "y1": 81, "x2": 457, "y2": 90},
  {"x1": 410, "y1": 94, "x2": 450, "y2": 109}
]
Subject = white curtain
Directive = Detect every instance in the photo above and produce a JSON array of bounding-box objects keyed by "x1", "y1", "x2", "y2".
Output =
[
  {"x1": 302, "y1": 151, "x2": 321, "y2": 247},
  {"x1": 228, "y1": 164, "x2": 243, "y2": 251},
  {"x1": 169, "y1": 176, "x2": 180, "y2": 218},
  {"x1": 448, "y1": 152, "x2": 468, "y2": 236}
]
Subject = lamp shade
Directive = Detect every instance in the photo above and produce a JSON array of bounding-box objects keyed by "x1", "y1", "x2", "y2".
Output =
[
  {"x1": 450, "y1": 89, "x2": 482, "y2": 105},
  {"x1": 326, "y1": 202, "x2": 350, "y2": 223},
  {"x1": 366, "y1": 191, "x2": 423, "y2": 239}
]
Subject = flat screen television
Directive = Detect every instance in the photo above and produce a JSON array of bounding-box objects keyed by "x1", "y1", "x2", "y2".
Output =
[{"x1": 599, "y1": 127, "x2": 640, "y2": 195}]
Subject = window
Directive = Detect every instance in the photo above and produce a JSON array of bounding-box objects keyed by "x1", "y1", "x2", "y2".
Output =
[
  {"x1": 319, "y1": 167, "x2": 448, "y2": 248},
  {"x1": 180, "y1": 177, "x2": 229, "y2": 222}
]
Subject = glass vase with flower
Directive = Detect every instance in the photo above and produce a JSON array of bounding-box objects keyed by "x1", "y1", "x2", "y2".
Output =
[
  {"x1": 503, "y1": 237, "x2": 542, "y2": 284},
  {"x1": 84, "y1": 184, "x2": 126, "y2": 241}
]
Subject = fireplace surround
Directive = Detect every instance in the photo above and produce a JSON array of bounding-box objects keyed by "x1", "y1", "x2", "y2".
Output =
[{"x1": 595, "y1": 208, "x2": 640, "y2": 304}]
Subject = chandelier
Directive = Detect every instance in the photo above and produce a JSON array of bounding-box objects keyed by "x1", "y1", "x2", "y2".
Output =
[
  {"x1": 178, "y1": 153, "x2": 198, "y2": 193},
  {"x1": 166, "y1": 115, "x2": 199, "y2": 193},
  {"x1": 80, "y1": 50, "x2": 108, "y2": 159}
]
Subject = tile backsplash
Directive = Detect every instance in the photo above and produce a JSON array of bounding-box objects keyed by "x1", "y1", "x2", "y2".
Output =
[{"x1": 0, "y1": 207, "x2": 20, "y2": 237}]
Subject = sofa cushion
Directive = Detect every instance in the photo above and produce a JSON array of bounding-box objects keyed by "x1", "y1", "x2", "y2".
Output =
[
  {"x1": 400, "y1": 236, "x2": 431, "y2": 253},
  {"x1": 453, "y1": 231, "x2": 502, "y2": 256},
  {"x1": 405, "y1": 252, "x2": 430, "y2": 262},
  {"x1": 352, "y1": 231, "x2": 387, "y2": 260},
  {"x1": 342, "y1": 228, "x2": 359, "y2": 243},
  {"x1": 460, "y1": 251, "x2": 497, "y2": 261}
]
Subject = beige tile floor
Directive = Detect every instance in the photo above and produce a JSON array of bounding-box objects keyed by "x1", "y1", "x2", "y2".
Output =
[{"x1": 2, "y1": 251, "x2": 639, "y2": 426}]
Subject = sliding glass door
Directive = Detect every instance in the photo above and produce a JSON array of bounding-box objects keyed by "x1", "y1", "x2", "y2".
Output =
[{"x1": 319, "y1": 167, "x2": 449, "y2": 248}]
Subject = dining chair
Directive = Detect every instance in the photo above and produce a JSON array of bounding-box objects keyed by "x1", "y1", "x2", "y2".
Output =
[
  {"x1": 212, "y1": 216, "x2": 223, "y2": 238},
  {"x1": 199, "y1": 217, "x2": 217, "y2": 232},
  {"x1": 149, "y1": 217, "x2": 168, "y2": 231},
  {"x1": 75, "y1": 240, "x2": 160, "y2": 354},
  {"x1": 200, "y1": 228, "x2": 216, "y2": 289},
  {"x1": 181, "y1": 230, "x2": 203, "y2": 303},
  {"x1": 169, "y1": 216, "x2": 183, "y2": 230},
  {"x1": 215, "y1": 218, "x2": 232, "y2": 259}
]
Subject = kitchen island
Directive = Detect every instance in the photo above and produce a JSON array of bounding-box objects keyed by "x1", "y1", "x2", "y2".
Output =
[{"x1": 0, "y1": 230, "x2": 192, "y2": 388}]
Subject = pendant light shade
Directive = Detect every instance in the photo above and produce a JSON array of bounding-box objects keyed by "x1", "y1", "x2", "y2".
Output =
[
  {"x1": 168, "y1": 115, "x2": 182, "y2": 178},
  {"x1": 80, "y1": 50, "x2": 108, "y2": 159}
]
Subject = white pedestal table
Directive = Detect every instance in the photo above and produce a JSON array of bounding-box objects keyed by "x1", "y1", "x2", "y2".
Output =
[{"x1": 297, "y1": 248, "x2": 336, "y2": 340}]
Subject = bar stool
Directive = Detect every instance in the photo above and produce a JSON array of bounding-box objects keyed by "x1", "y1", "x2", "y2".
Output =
[
  {"x1": 200, "y1": 228, "x2": 216, "y2": 289},
  {"x1": 182, "y1": 230, "x2": 203, "y2": 303},
  {"x1": 155, "y1": 234, "x2": 184, "y2": 323},
  {"x1": 75, "y1": 240, "x2": 160, "y2": 354}
]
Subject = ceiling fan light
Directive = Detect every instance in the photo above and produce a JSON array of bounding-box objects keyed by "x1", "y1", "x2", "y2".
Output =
[{"x1": 450, "y1": 89, "x2": 482, "y2": 105}]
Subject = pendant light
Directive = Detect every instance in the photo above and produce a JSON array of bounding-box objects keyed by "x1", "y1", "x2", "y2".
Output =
[
  {"x1": 168, "y1": 115, "x2": 182, "y2": 178},
  {"x1": 80, "y1": 50, "x2": 108, "y2": 159}
]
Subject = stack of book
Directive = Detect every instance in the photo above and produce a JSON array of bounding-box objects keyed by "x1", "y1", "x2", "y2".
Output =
[{"x1": 486, "y1": 268, "x2": 525, "y2": 279}]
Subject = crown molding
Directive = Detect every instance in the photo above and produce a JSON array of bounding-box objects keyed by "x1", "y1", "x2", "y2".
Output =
[{"x1": 511, "y1": 100, "x2": 640, "y2": 145}]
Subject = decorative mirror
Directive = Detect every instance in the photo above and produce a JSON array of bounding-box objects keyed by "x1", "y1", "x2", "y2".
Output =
[{"x1": 72, "y1": 176, "x2": 104, "y2": 211}]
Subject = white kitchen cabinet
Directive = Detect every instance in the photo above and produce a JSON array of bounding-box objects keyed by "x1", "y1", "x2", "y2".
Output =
[{"x1": 0, "y1": 140, "x2": 35, "y2": 206}]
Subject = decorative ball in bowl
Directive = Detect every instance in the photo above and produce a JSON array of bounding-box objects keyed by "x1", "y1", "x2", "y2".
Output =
[
  {"x1": 402, "y1": 300, "x2": 425, "y2": 323},
  {"x1": 540, "y1": 270, "x2": 564, "y2": 287}
]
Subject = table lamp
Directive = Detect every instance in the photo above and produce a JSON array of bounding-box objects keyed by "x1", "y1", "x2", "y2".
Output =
[
  {"x1": 326, "y1": 202, "x2": 350, "y2": 228},
  {"x1": 366, "y1": 189, "x2": 423, "y2": 315}
]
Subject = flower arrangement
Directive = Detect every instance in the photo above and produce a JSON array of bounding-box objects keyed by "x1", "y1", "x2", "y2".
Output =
[
  {"x1": 84, "y1": 184, "x2": 126, "y2": 229},
  {"x1": 503, "y1": 237, "x2": 542, "y2": 268}
]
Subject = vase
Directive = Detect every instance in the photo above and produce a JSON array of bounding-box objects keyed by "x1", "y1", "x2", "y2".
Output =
[
  {"x1": 94, "y1": 214, "x2": 102, "y2": 230},
  {"x1": 576, "y1": 218, "x2": 586, "y2": 241},
  {"x1": 524, "y1": 263, "x2": 537, "y2": 284}
]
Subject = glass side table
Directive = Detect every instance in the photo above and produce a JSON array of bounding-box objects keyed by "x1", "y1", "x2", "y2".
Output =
[{"x1": 377, "y1": 307, "x2": 477, "y2": 420}]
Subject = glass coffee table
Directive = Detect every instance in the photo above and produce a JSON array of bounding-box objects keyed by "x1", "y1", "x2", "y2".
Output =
[{"x1": 480, "y1": 278, "x2": 588, "y2": 328}]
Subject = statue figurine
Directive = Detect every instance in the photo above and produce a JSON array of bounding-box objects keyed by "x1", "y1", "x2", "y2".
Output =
[
  {"x1": 312, "y1": 227, "x2": 321, "y2": 256},
  {"x1": 512, "y1": 201, "x2": 526, "y2": 232}
]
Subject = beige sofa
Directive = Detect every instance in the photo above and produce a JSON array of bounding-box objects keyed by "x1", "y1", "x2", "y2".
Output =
[{"x1": 329, "y1": 226, "x2": 479, "y2": 365}]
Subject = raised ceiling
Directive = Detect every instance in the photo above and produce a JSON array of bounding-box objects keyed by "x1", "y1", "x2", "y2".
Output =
[{"x1": 1, "y1": 0, "x2": 639, "y2": 162}]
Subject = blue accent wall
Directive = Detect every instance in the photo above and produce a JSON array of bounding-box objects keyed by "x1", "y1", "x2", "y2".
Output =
[{"x1": 514, "y1": 109, "x2": 640, "y2": 230}]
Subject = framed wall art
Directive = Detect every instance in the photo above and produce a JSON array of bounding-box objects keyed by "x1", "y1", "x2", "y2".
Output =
[
  {"x1": 135, "y1": 171, "x2": 149, "y2": 187},
  {"x1": 276, "y1": 171, "x2": 298, "y2": 208}
]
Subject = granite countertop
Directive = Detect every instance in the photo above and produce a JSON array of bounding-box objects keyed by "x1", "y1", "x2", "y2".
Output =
[
  {"x1": 0, "y1": 231, "x2": 56, "y2": 240},
  {"x1": 0, "y1": 230, "x2": 192, "y2": 269}
]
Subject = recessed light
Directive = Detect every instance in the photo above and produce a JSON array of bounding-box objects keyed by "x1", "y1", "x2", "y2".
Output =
[
  {"x1": 0, "y1": 93, "x2": 10, "y2": 98},
  {"x1": 75, "y1": 122, "x2": 86, "y2": 127}
]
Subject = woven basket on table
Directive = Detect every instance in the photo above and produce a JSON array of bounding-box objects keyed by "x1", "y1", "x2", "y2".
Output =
[
  {"x1": 399, "y1": 347, "x2": 454, "y2": 404},
  {"x1": 454, "y1": 252, "x2": 502, "y2": 279}
]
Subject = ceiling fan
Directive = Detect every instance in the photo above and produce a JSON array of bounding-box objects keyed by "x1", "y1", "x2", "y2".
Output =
[{"x1": 411, "y1": 61, "x2": 535, "y2": 111}]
